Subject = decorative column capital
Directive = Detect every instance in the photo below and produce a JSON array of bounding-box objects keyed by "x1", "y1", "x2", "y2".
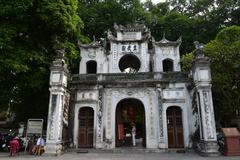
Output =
[
  {"x1": 49, "y1": 49, "x2": 69, "y2": 88},
  {"x1": 191, "y1": 42, "x2": 212, "y2": 85}
]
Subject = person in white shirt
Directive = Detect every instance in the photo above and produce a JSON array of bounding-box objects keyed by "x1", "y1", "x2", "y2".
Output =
[
  {"x1": 36, "y1": 136, "x2": 45, "y2": 156},
  {"x1": 131, "y1": 122, "x2": 136, "y2": 147},
  {"x1": 36, "y1": 137, "x2": 45, "y2": 146}
]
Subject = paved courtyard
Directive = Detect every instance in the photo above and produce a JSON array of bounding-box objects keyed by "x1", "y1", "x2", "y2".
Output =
[{"x1": 0, "y1": 151, "x2": 240, "y2": 160}]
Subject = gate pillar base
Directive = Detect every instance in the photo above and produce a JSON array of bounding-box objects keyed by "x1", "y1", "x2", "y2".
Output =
[
  {"x1": 45, "y1": 142, "x2": 63, "y2": 156},
  {"x1": 195, "y1": 140, "x2": 220, "y2": 157}
]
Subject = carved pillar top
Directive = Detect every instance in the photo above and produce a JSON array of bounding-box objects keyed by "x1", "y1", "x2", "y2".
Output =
[
  {"x1": 51, "y1": 48, "x2": 68, "y2": 72},
  {"x1": 192, "y1": 41, "x2": 210, "y2": 67},
  {"x1": 49, "y1": 48, "x2": 69, "y2": 88},
  {"x1": 191, "y1": 42, "x2": 212, "y2": 85}
]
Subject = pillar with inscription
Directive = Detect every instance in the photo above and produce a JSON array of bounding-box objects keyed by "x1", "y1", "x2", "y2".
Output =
[
  {"x1": 46, "y1": 49, "x2": 69, "y2": 155},
  {"x1": 96, "y1": 85, "x2": 104, "y2": 148},
  {"x1": 156, "y1": 85, "x2": 165, "y2": 148},
  {"x1": 192, "y1": 42, "x2": 219, "y2": 156}
]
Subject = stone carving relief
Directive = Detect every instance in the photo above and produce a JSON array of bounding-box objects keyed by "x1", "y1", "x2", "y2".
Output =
[
  {"x1": 51, "y1": 73, "x2": 61, "y2": 83},
  {"x1": 142, "y1": 43, "x2": 146, "y2": 70},
  {"x1": 63, "y1": 93, "x2": 70, "y2": 125},
  {"x1": 49, "y1": 94, "x2": 57, "y2": 140},
  {"x1": 111, "y1": 88, "x2": 152, "y2": 99},
  {"x1": 58, "y1": 95, "x2": 63, "y2": 140},
  {"x1": 157, "y1": 89, "x2": 164, "y2": 140},
  {"x1": 88, "y1": 50, "x2": 96, "y2": 59},
  {"x1": 149, "y1": 94, "x2": 155, "y2": 139},
  {"x1": 97, "y1": 88, "x2": 103, "y2": 139},
  {"x1": 163, "y1": 90, "x2": 184, "y2": 99},
  {"x1": 122, "y1": 32, "x2": 137, "y2": 40},
  {"x1": 106, "y1": 91, "x2": 112, "y2": 140},
  {"x1": 121, "y1": 43, "x2": 139, "y2": 53},
  {"x1": 203, "y1": 91, "x2": 214, "y2": 139},
  {"x1": 77, "y1": 91, "x2": 97, "y2": 101},
  {"x1": 199, "y1": 69, "x2": 209, "y2": 81},
  {"x1": 112, "y1": 44, "x2": 118, "y2": 68},
  {"x1": 161, "y1": 48, "x2": 171, "y2": 56}
]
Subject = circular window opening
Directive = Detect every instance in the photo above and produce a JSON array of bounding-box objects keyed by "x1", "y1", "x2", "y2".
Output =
[{"x1": 119, "y1": 54, "x2": 141, "y2": 73}]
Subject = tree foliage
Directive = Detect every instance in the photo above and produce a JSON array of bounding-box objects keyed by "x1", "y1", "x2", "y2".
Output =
[
  {"x1": 78, "y1": 0, "x2": 239, "y2": 54},
  {"x1": 78, "y1": 0, "x2": 148, "y2": 39},
  {"x1": 0, "y1": 0, "x2": 83, "y2": 123},
  {"x1": 182, "y1": 26, "x2": 240, "y2": 126},
  {"x1": 205, "y1": 26, "x2": 240, "y2": 125}
]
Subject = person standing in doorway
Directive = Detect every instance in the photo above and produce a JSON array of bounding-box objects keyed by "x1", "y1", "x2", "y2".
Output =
[{"x1": 131, "y1": 122, "x2": 136, "y2": 146}]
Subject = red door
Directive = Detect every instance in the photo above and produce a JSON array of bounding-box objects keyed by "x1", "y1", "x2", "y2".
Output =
[
  {"x1": 167, "y1": 106, "x2": 184, "y2": 148},
  {"x1": 78, "y1": 107, "x2": 94, "y2": 148}
]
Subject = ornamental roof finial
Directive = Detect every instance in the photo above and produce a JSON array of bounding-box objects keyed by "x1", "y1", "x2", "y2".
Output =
[
  {"x1": 194, "y1": 41, "x2": 204, "y2": 57},
  {"x1": 162, "y1": 32, "x2": 166, "y2": 40}
]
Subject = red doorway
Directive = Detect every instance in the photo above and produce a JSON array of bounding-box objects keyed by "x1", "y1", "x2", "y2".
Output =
[{"x1": 115, "y1": 98, "x2": 146, "y2": 147}]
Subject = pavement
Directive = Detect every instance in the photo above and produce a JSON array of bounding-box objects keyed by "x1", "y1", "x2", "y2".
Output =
[{"x1": 0, "y1": 151, "x2": 240, "y2": 160}]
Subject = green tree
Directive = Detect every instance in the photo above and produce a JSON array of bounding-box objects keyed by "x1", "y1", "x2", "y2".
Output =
[
  {"x1": 182, "y1": 26, "x2": 240, "y2": 126},
  {"x1": 0, "y1": 0, "x2": 84, "y2": 124},
  {"x1": 150, "y1": 11, "x2": 195, "y2": 54},
  {"x1": 170, "y1": 0, "x2": 189, "y2": 13},
  {"x1": 78, "y1": 0, "x2": 149, "y2": 40}
]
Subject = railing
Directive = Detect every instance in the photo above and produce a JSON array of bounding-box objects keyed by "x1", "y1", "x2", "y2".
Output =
[
  {"x1": 72, "y1": 74, "x2": 97, "y2": 81},
  {"x1": 71, "y1": 72, "x2": 188, "y2": 83},
  {"x1": 104, "y1": 72, "x2": 155, "y2": 81}
]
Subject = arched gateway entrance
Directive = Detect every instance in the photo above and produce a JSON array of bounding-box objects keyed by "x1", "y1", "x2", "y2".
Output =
[
  {"x1": 78, "y1": 107, "x2": 94, "y2": 148},
  {"x1": 116, "y1": 98, "x2": 146, "y2": 147}
]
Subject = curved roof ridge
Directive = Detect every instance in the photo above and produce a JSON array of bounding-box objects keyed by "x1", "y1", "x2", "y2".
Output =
[
  {"x1": 154, "y1": 36, "x2": 182, "y2": 47},
  {"x1": 77, "y1": 40, "x2": 102, "y2": 49}
]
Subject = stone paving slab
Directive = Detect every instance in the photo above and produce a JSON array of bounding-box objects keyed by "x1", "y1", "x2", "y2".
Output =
[{"x1": 0, "y1": 151, "x2": 239, "y2": 160}]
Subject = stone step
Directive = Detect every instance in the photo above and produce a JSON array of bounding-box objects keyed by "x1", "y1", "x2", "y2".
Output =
[{"x1": 74, "y1": 148, "x2": 191, "y2": 154}]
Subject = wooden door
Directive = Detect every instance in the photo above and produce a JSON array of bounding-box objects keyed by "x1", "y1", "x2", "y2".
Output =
[
  {"x1": 167, "y1": 106, "x2": 184, "y2": 148},
  {"x1": 78, "y1": 107, "x2": 94, "y2": 148}
]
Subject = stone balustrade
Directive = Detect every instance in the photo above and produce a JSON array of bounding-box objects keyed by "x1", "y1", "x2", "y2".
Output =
[{"x1": 70, "y1": 72, "x2": 188, "y2": 85}]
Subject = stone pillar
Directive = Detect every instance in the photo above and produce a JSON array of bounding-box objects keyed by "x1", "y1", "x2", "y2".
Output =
[
  {"x1": 96, "y1": 85, "x2": 103, "y2": 148},
  {"x1": 46, "y1": 49, "x2": 69, "y2": 155},
  {"x1": 156, "y1": 85, "x2": 165, "y2": 148},
  {"x1": 191, "y1": 43, "x2": 219, "y2": 156}
]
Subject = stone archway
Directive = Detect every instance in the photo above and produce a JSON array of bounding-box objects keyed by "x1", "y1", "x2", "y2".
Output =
[
  {"x1": 167, "y1": 106, "x2": 184, "y2": 148},
  {"x1": 115, "y1": 98, "x2": 146, "y2": 147}
]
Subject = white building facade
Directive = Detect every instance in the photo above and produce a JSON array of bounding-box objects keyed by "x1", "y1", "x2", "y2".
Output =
[{"x1": 46, "y1": 24, "x2": 219, "y2": 156}]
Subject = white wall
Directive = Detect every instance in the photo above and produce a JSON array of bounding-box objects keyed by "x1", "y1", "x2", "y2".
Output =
[
  {"x1": 154, "y1": 45, "x2": 181, "y2": 72},
  {"x1": 73, "y1": 89, "x2": 99, "y2": 148},
  {"x1": 108, "y1": 42, "x2": 150, "y2": 73},
  {"x1": 161, "y1": 83, "x2": 194, "y2": 148},
  {"x1": 79, "y1": 47, "x2": 108, "y2": 74}
]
